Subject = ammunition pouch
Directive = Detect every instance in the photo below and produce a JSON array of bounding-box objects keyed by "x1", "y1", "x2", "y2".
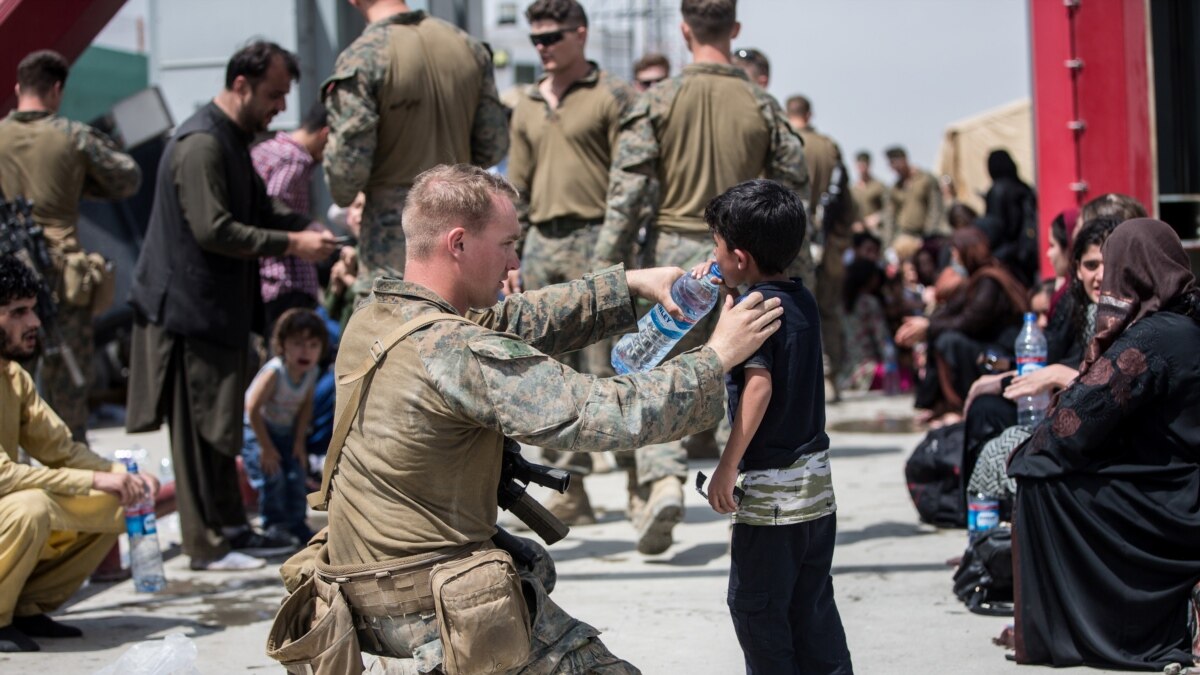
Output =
[
  {"x1": 431, "y1": 547, "x2": 531, "y2": 675},
  {"x1": 266, "y1": 574, "x2": 363, "y2": 675},
  {"x1": 60, "y1": 250, "x2": 114, "y2": 315}
]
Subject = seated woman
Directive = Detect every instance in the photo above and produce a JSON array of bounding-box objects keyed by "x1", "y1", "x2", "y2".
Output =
[
  {"x1": 839, "y1": 258, "x2": 893, "y2": 392},
  {"x1": 895, "y1": 226, "x2": 1027, "y2": 423},
  {"x1": 962, "y1": 217, "x2": 1120, "y2": 491},
  {"x1": 1008, "y1": 219, "x2": 1200, "y2": 669}
]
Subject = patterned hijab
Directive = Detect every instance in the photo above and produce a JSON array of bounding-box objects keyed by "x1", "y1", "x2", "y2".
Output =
[{"x1": 1079, "y1": 218, "x2": 1197, "y2": 376}]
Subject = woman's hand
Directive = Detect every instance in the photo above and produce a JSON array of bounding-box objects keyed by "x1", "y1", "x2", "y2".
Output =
[
  {"x1": 964, "y1": 371, "x2": 1013, "y2": 414},
  {"x1": 895, "y1": 316, "x2": 929, "y2": 348},
  {"x1": 1004, "y1": 364, "x2": 1078, "y2": 400}
]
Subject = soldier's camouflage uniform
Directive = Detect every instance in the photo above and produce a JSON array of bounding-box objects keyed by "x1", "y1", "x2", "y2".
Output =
[
  {"x1": 0, "y1": 110, "x2": 141, "y2": 442},
  {"x1": 327, "y1": 266, "x2": 724, "y2": 672},
  {"x1": 594, "y1": 62, "x2": 809, "y2": 480},
  {"x1": 322, "y1": 9, "x2": 508, "y2": 289}
]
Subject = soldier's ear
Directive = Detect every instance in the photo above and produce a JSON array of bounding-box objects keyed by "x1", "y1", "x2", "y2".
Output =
[{"x1": 447, "y1": 227, "x2": 467, "y2": 254}]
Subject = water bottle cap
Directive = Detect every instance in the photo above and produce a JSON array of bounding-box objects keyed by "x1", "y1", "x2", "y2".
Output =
[
  {"x1": 1024, "y1": 312, "x2": 1037, "y2": 323},
  {"x1": 709, "y1": 263, "x2": 723, "y2": 281}
]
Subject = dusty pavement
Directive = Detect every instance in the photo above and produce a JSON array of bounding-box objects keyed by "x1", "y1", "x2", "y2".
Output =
[{"x1": 2, "y1": 393, "x2": 1122, "y2": 674}]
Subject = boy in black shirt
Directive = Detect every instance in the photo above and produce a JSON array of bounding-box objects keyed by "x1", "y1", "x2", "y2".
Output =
[{"x1": 694, "y1": 179, "x2": 853, "y2": 674}]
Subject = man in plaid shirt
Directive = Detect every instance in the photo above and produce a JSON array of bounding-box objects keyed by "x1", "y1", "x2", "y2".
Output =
[{"x1": 251, "y1": 101, "x2": 331, "y2": 332}]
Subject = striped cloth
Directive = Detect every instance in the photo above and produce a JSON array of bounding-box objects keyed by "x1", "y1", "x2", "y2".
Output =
[{"x1": 251, "y1": 132, "x2": 320, "y2": 303}]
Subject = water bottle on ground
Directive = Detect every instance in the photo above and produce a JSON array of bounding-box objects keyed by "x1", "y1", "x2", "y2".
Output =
[
  {"x1": 611, "y1": 264, "x2": 723, "y2": 374},
  {"x1": 882, "y1": 339, "x2": 900, "y2": 395},
  {"x1": 967, "y1": 493, "x2": 1001, "y2": 542},
  {"x1": 1014, "y1": 311, "x2": 1050, "y2": 427},
  {"x1": 123, "y1": 461, "x2": 167, "y2": 593}
]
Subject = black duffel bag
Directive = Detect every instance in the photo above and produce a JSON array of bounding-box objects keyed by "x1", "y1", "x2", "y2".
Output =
[
  {"x1": 952, "y1": 526, "x2": 1014, "y2": 616},
  {"x1": 904, "y1": 422, "x2": 966, "y2": 527}
]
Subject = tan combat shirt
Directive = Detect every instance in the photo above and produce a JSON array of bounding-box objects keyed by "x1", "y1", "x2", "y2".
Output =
[
  {"x1": 327, "y1": 266, "x2": 724, "y2": 564},
  {"x1": 797, "y1": 126, "x2": 842, "y2": 214},
  {"x1": 0, "y1": 111, "x2": 140, "y2": 251},
  {"x1": 508, "y1": 64, "x2": 634, "y2": 225},
  {"x1": 595, "y1": 63, "x2": 809, "y2": 264},
  {"x1": 889, "y1": 169, "x2": 943, "y2": 238},
  {"x1": 0, "y1": 361, "x2": 121, "y2": 496},
  {"x1": 852, "y1": 178, "x2": 887, "y2": 222}
]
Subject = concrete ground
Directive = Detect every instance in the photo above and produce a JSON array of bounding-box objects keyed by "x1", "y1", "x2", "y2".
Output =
[{"x1": 2, "y1": 393, "x2": 1122, "y2": 674}]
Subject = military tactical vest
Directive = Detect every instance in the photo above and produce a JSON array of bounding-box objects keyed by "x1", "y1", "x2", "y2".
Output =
[{"x1": 0, "y1": 112, "x2": 87, "y2": 250}]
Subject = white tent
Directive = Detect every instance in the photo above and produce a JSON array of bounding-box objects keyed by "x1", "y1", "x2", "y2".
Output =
[{"x1": 935, "y1": 99, "x2": 1034, "y2": 215}]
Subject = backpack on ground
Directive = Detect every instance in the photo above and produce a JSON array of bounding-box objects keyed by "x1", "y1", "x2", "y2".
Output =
[
  {"x1": 952, "y1": 526, "x2": 1014, "y2": 616},
  {"x1": 904, "y1": 422, "x2": 966, "y2": 527}
]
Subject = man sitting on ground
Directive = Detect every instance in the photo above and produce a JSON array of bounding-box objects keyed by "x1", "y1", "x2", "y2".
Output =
[{"x1": 0, "y1": 254, "x2": 157, "y2": 652}]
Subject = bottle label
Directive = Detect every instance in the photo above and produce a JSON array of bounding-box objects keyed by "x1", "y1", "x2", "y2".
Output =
[
  {"x1": 648, "y1": 304, "x2": 693, "y2": 341},
  {"x1": 1015, "y1": 356, "x2": 1045, "y2": 377}
]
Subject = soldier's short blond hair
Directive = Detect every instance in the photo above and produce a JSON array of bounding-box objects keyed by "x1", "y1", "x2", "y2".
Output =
[{"x1": 404, "y1": 164, "x2": 519, "y2": 259}]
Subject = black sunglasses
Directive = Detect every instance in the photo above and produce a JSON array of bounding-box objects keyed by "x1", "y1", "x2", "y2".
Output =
[
  {"x1": 529, "y1": 27, "x2": 577, "y2": 48},
  {"x1": 637, "y1": 76, "x2": 666, "y2": 89}
]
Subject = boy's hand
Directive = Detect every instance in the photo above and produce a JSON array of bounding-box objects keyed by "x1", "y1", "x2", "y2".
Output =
[
  {"x1": 261, "y1": 445, "x2": 281, "y2": 477},
  {"x1": 708, "y1": 463, "x2": 741, "y2": 514},
  {"x1": 689, "y1": 259, "x2": 716, "y2": 280}
]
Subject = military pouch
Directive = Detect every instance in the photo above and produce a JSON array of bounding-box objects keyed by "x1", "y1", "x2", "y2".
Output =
[
  {"x1": 61, "y1": 251, "x2": 115, "y2": 315},
  {"x1": 280, "y1": 527, "x2": 329, "y2": 594},
  {"x1": 430, "y1": 548, "x2": 531, "y2": 675},
  {"x1": 266, "y1": 575, "x2": 364, "y2": 675}
]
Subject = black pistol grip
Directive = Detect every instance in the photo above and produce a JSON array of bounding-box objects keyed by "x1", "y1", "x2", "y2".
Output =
[{"x1": 509, "y1": 492, "x2": 569, "y2": 545}]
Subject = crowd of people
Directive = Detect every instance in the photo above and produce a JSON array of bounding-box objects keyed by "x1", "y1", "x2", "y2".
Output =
[{"x1": 0, "y1": 0, "x2": 1197, "y2": 672}]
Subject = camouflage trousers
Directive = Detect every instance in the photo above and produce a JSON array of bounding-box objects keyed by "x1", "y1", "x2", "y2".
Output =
[
  {"x1": 815, "y1": 234, "x2": 848, "y2": 382},
  {"x1": 357, "y1": 188, "x2": 410, "y2": 296},
  {"x1": 632, "y1": 229, "x2": 719, "y2": 485},
  {"x1": 39, "y1": 299, "x2": 93, "y2": 443},
  {"x1": 359, "y1": 540, "x2": 639, "y2": 675},
  {"x1": 523, "y1": 223, "x2": 614, "y2": 477}
]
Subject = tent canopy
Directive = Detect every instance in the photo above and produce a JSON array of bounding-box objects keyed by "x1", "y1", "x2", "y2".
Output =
[{"x1": 935, "y1": 98, "x2": 1033, "y2": 215}]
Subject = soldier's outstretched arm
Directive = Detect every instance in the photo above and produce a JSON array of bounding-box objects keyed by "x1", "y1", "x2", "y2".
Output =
[
  {"x1": 593, "y1": 102, "x2": 658, "y2": 268},
  {"x1": 322, "y1": 64, "x2": 379, "y2": 207},
  {"x1": 445, "y1": 291, "x2": 782, "y2": 453},
  {"x1": 75, "y1": 122, "x2": 141, "y2": 201},
  {"x1": 469, "y1": 41, "x2": 509, "y2": 169}
]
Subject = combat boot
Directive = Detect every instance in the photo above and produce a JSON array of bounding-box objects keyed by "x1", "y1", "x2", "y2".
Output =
[
  {"x1": 682, "y1": 429, "x2": 720, "y2": 460},
  {"x1": 545, "y1": 478, "x2": 597, "y2": 526},
  {"x1": 635, "y1": 476, "x2": 683, "y2": 555}
]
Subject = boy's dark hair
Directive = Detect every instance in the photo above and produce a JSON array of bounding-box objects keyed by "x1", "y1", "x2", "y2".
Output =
[
  {"x1": 0, "y1": 255, "x2": 40, "y2": 307},
  {"x1": 300, "y1": 100, "x2": 328, "y2": 133},
  {"x1": 681, "y1": 0, "x2": 737, "y2": 44},
  {"x1": 525, "y1": 0, "x2": 588, "y2": 27},
  {"x1": 17, "y1": 50, "x2": 69, "y2": 97},
  {"x1": 704, "y1": 179, "x2": 806, "y2": 275},
  {"x1": 271, "y1": 308, "x2": 329, "y2": 358},
  {"x1": 225, "y1": 41, "x2": 300, "y2": 90},
  {"x1": 633, "y1": 52, "x2": 670, "y2": 74}
]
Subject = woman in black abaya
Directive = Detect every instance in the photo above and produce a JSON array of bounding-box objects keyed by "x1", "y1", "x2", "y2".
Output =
[{"x1": 1008, "y1": 218, "x2": 1200, "y2": 669}]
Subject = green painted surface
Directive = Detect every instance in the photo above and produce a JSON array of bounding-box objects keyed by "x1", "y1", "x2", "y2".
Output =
[{"x1": 59, "y1": 46, "x2": 148, "y2": 124}]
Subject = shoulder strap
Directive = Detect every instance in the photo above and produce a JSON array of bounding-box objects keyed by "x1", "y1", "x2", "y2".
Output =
[{"x1": 308, "y1": 312, "x2": 473, "y2": 510}]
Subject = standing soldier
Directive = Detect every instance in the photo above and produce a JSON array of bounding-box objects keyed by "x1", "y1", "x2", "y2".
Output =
[
  {"x1": 632, "y1": 52, "x2": 670, "y2": 92},
  {"x1": 0, "y1": 50, "x2": 141, "y2": 442},
  {"x1": 787, "y1": 94, "x2": 852, "y2": 401},
  {"x1": 884, "y1": 145, "x2": 943, "y2": 247},
  {"x1": 323, "y1": 0, "x2": 509, "y2": 289},
  {"x1": 594, "y1": 0, "x2": 809, "y2": 555},
  {"x1": 851, "y1": 150, "x2": 887, "y2": 236},
  {"x1": 506, "y1": 0, "x2": 636, "y2": 525}
]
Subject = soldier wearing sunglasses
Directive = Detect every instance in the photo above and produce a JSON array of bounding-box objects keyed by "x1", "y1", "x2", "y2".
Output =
[{"x1": 505, "y1": 0, "x2": 637, "y2": 529}]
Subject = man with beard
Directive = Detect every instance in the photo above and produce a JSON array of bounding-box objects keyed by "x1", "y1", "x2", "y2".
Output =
[
  {"x1": 127, "y1": 42, "x2": 338, "y2": 572},
  {"x1": 0, "y1": 254, "x2": 156, "y2": 652}
]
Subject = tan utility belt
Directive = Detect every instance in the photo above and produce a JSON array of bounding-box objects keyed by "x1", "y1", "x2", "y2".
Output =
[{"x1": 315, "y1": 543, "x2": 480, "y2": 617}]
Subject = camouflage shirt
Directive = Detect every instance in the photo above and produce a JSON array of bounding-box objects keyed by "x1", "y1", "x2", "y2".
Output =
[
  {"x1": 733, "y1": 450, "x2": 837, "y2": 526},
  {"x1": 0, "y1": 110, "x2": 140, "y2": 250},
  {"x1": 594, "y1": 62, "x2": 809, "y2": 267},
  {"x1": 327, "y1": 265, "x2": 726, "y2": 562}
]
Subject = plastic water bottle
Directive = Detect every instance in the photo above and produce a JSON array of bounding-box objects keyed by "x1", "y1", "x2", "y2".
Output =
[
  {"x1": 123, "y1": 462, "x2": 167, "y2": 593},
  {"x1": 1014, "y1": 312, "x2": 1050, "y2": 427},
  {"x1": 882, "y1": 339, "x2": 900, "y2": 395},
  {"x1": 611, "y1": 264, "x2": 723, "y2": 374}
]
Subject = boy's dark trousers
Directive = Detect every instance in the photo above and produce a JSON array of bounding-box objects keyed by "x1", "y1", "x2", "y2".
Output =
[{"x1": 727, "y1": 514, "x2": 853, "y2": 675}]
